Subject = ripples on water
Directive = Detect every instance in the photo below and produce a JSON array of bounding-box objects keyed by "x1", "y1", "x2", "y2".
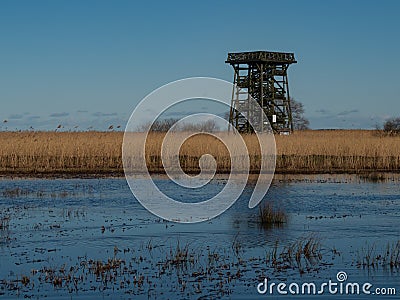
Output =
[{"x1": 0, "y1": 175, "x2": 399, "y2": 299}]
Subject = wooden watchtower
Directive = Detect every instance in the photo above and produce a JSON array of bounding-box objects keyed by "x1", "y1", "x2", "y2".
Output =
[{"x1": 226, "y1": 51, "x2": 297, "y2": 133}]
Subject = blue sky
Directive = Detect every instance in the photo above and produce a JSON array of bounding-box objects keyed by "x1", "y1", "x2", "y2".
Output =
[{"x1": 1, "y1": 0, "x2": 399, "y2": 130}]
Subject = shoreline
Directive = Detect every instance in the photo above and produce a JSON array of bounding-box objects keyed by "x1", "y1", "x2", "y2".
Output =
[{"x1": 1, "y1": 169, "x2": 399, "y2": 179}]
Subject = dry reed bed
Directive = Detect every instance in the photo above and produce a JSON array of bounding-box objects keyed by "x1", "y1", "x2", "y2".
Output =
[
  {"x1": 1, "y1": 130, "x2": 400, "y2": 174},
  {"x1": 0, "y1": 131, "x2": 122, "y2": 173}
]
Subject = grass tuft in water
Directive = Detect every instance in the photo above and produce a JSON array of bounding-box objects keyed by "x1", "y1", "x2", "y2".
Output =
[
  {"x1": 359, "y1": 172, "x2": 387, "y2": 182},
  {"x1": 267, "y1": 234, "x2": 323, "y2": 273},
  {"x1": 258, "y1": 203, "x2": 287, "y2": 226},
  {"x1": 0, "y1": 215, "x2": 10, "y2": 230},
  {"x1": 357, "y1": 240, "x2": 400, "y2": 269}
]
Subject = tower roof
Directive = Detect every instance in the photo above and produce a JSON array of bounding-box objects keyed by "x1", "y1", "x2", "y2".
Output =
[{"x1": 226, "y1": 51, "x2": 297, "y2": 64}]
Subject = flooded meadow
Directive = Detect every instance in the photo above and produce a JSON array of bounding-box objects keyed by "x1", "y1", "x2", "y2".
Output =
[{"x1": 0, "y1": 175, "x2": 399, "y2": 299}]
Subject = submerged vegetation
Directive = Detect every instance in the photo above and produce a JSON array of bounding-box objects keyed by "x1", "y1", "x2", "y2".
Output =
[
  {"x1": 1, "y1": 130, "x2": 400, "y2": 175},
  {"x1": 0, "y1": 237, "x2": 332, "y2": 298},
  {"x1": 357, "y1": 241, "x2": 400, "y2": 269},
  {"x1": 0, "y1": 215, "x2": 11, "y2": 246},
  {"x1": 267, "y1": 235, "x2": 324, "y2": 273},
  {"x1": 0, "y1": 215, "x2": 10, "y2": 231}
]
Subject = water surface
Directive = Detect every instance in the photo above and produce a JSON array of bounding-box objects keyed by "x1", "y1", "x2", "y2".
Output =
[{"x1": 0, "y1": 175, "x2": 399, "y2": 299}]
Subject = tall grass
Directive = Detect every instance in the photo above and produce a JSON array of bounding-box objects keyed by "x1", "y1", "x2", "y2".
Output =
[
  {"x1": 0, "y1": 131, "x2": 122, "y2": 174},
  {"x1": 275, "y1": 130, "x2": 400, "y2": 173},
  {"x1": 1, "y1": 130, "x2": 400, "y2": 174}
]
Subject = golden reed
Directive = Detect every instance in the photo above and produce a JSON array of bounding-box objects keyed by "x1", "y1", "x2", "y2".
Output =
[{"x1": 1, "y1": 130, "x2": 400, "y2": 175}]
